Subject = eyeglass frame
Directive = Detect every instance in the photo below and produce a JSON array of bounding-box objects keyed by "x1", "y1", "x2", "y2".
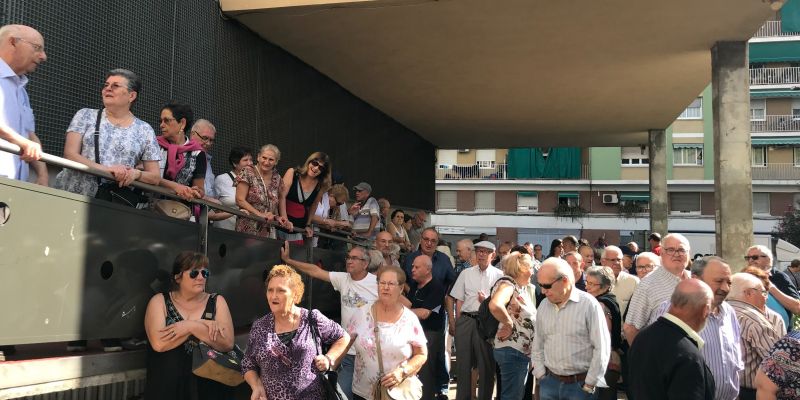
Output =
[
  {"x1": 663, "y1": 247, "x2": 689, "y2": 256},
  {"x1": 191, "y1": 130, "x2": 215, "y2": 143},
  {"x1": 188, "y1": 268, "x2": 210, "y2": 279},
  {"x1": 14, "y1": 37, "x2": 44, "y2": 52},
  {"x1": 635, "y1": 263, "x2": 658, "y2": 271},
  {"x1": 378, "y1": 280, "x2": 401, "y2": 288},
  {"x1": 345, "y1": 255, "x2": 367, "y2": 262},
  {"x1": 744, "y1": 287, "x2": 768, "y2": 297},
  {"x1": 744, "y1": 254, "x2": 769, "y2": 261}
]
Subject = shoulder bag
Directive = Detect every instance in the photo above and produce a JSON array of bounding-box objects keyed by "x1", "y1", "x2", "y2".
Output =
[
  {"x1": 191, "y1": 293, "x2": 245, "y2": 387},
  {"x1": 308, "y1": 309, "x2": 346, "y2": 400},
  {"x1": 371, "y1": 304, "x2": 422, "y2": 400},
  {"x1": 91, "y1": 109, "x2": 147, "y2": 207}
]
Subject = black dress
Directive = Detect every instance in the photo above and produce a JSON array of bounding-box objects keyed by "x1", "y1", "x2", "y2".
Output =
[
  {"x1": 144, "y1": 292, "x2": 234, "y2": 400},
  {"x1": 285, "y1": 171, "x2": 320, "y2": 229}
]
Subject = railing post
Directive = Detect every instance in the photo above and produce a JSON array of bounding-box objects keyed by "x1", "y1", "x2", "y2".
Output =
[
  {"x1": 306, "y1": 228, "x2": 314, "y2": 309},
  {"x1": 198, "y1": 204, "x2": 208, "y2": 255}
]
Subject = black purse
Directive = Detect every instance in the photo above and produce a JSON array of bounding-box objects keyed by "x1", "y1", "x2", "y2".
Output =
[
  {"x1": 190, "y1": 293, "x2": 246, "y2": 387},
  {"x1": 90, "y1": 109, "x2": 145, "y2": 207},
  {"x1": 308, "y1": 309, "x2": 346, "y2": 400}
]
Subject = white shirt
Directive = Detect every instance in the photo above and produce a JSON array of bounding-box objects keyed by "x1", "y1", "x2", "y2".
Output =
[
  {"x1": 449, "y1": 264, "x2": 504, "y2": 313},
  {"x1": 611, "y1": 271, "x2": 639, "y2": 316},
  {"x1": 329, "y1": 271, "x2": 379, "y2": 355},
  {"x1": 0, "y1": 58, "x2": 34, "y2": 181},
  {"x1": 213, "y1": 171, "x2": 237, "y2": 230}
]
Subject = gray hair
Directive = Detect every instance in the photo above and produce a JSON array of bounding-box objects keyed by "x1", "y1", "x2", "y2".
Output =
[
  {"x1": 259, "y1": 144, "x2": 281, "y2": 162},
  {"x1": 729, "y1": 273, "x2": 764, "y2": 300},
  {"x1": 543, "y1": 257, "x2": 574, "y2": 284},
  {"x1": 601, "y1": 245, "x2": 622, "y2": 258},
  {"x1": 585, "y1": 266, "x2": 616, "y2": 292},
  {"x1": 457, "y1": 239, "x2": 474, "y2": 252},
  {"x1": 690, "y1": 256, "x2": 727, "y2": 278},
  {"x1": 191, "y1": 119, "x2": 216, "y2": 134},
  {"x1": 747, "y1": 244, "x2": 773, "y2": 262},
  {"x1": 670, "y1": 279, "x2": 712, "y2": 309},
  {"x1": 663, "y1": 233, "x2": 691, "y2": 251}
]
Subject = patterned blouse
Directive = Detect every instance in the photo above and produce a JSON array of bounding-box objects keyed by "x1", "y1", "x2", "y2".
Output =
[
  {"x1": 242, "y1": 308, "x2": 345, "y2": 400},
  {"x1": 55, "y1": 108, "x2": 160, "y2": 196},
  {"x1": 235, "y1": 165, "x2": 281, "y2": 237},
  {"x1": 347, "y1": 306, "x2": 427, "y2": 399},
  {"x1": 492, "y1": 279, "x2": 537, "y2": 356},
  {"x1": 760, "y1": 330, "x2": 800, "y2": 399}
]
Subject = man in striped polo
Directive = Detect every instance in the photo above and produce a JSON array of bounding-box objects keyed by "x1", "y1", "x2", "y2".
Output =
[{"x1": 624, "y1": 233, "x2": 692, "y2": 344}]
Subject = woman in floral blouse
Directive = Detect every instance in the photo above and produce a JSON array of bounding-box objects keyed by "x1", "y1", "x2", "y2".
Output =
[
  {"x1": 488, "y1": 252, "x2": 537, "y2": 400},
  {"x1": 755, "y1": 330, "x2": 800, "y2": 400},
  {"x1": 235, "y1": 144, "x2": 291, "y2": 238}
]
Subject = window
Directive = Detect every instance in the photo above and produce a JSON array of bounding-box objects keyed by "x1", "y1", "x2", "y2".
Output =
[
  {"x1": 794, "y1": 147, "x2": 800, "y2": 166},
  {"x1": 475, "y1": 191, "x2": 495, "y2": 211},
  {"x1": 750, "y1": 99, "x2": 766, "y2": 121},
  {"x1": 476, "y1": 149, "x2": 496, "y2": 169},
  {"x1": 621, "y1": 146, "x2": 649, "y2": 166},
  {"x1": 678, "y1": 97, "x2": 702, "y2": 119},
  {"x1": 517, "y1": 192, "x2": 539, "y2": 212},
  {"x1": 673, "y1": 145, "x2": 703, "y2": 166},
  {"x1": 793, "y1": 99, "x2": 800, "y2": 119},
  {"x1": 437, "y1": 149, "x2": 457, "y2": 169},
  {"x1": 437, "y1": 191, "x2": 457, "y2": 211},
  {"x1": 752, "y1": 146, "x2": 767, "y2": 167},
  {"x1": 670, "y1": 193, "x2": 701, "y2": 214},
  {"x1": 558, "y1": 192, "x2": 580, "y2": 207},
  {"x1": 619, "y1": 193, "x2": 650, "y2": 211},
  {"x1": 753, "y1": 193, "x2": 771, "y2": 215}
]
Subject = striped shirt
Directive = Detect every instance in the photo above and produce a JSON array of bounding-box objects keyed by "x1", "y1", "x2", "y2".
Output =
[
  {"x1": 532, "y1": 288, "x2": 611, "y2": 387},
  {"x1": 651, "y1": 300, "x2": 744, "y2": 400},
  {"x1": 625, "y1": 266, "x2": 683, "y2": 329},
  {"x1": 728, "y1": 299, "x2": 786, "y2": 389}
]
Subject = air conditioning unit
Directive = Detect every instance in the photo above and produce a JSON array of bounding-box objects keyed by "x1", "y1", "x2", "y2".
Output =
[
  {"x1": 458, "y1": 149, "x2": 470, "y2": 153},
  {"x1": 602, "y1": 194, "x2": 619, "y2": 204}
]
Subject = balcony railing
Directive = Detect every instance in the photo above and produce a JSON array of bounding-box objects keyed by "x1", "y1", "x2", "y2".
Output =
[
  {"x1": 752, "y1": 163, "x2": 800, "y2": 180},
  {"x1": 750, "y1": 115, "x2": 800, "y2": 133},
  {"x1": 750, "y1": 67, "x2": 800, "y2": 85},
  {"x1": 436, "y1": 163, "x2": 589, "y2": 180},
  {"x1": 753, "y1": 20, "x2": 800, "y2": 38}
]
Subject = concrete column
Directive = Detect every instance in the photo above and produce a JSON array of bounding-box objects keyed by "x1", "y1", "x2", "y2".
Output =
[
  {"x1": 712, "y1": 41, "x2": 753, "y2": 271},
  {"x1": 649, "y1": 129, "x2": 668, "y2": 240}
]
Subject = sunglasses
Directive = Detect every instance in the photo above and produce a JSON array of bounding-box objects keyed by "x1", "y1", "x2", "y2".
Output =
[
  {"x1": 188, "y1": 268, "x2": 210, "y2": 279},
  {"x1": 310, "y1": 160, "x2": 326, "y2": 170},
  {"x1": 539, "y1": 275, "x2": 563, "y2": 290},
  {"x1": 744, "y1": 255, "x2": 768, "y2": 261}
]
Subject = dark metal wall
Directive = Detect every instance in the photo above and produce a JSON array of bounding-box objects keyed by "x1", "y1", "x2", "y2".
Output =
[{"x1": 2, "y1": 0, "x2": 435, "y2": 209}]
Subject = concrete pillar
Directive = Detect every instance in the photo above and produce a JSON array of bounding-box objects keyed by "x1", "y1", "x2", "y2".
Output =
[
  {"x1": 712, "y1": 41, "x2": 753, "y2": 271},
  {"x1": 649, "y1": 129, "x2": 668, "y2": 240}
]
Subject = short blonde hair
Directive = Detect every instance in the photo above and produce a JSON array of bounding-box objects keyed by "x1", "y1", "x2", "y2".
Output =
[
  {"x1": 376, "y1": 265, "x2": 406, "y2": 286},
  {"x1": 503, "y1": 252, "x2": 533, "y2": 279},
  {"x1": 266, "y1": 264, "x2": 305, "y2": 304}
]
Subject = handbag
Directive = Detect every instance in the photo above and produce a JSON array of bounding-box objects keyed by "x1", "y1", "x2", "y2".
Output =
[
  {"x1": 308, "y1": 309, "x2": 346, "y2": 400},
  {"x1": 153, "y1": 199, "x2": 192, "y2": 220},
  {"x1": 90, "y1": 109, "x2": 145, "y2": 207},
  {"x1": 371, "y1": 304, "x2": 423, "y2": 400},
  {"x1": 191, "y1": 293, "x2": 245, "y2": 387}
]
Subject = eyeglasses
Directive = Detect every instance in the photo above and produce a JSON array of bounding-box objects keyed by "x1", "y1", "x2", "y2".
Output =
[
  {"x1": 345, "y1": 255, "x2": 366, "y2": 262},
  {"x1": 310, "y1": 160, "x2": 326, "y2": 170},
  {"x1": 159, "y1": 117, "x2": 177, "y2": 124},
  {"x1": 378, "y1": 281, "x2": 400, "y2": 288},
  {"x1": 664, "y1": 247, "x2": 688, "y2": 256},
  {"x1": 188, "y1": 268, "x2": 210, "y2": 279},
  {"x1": 14, "y1": 37, "x2": 44, "y2": 52},
  {"x1": 102, "y1": 82, "x2": 128, "y2": 91},
  {"x1": 745, "y1": 287, "x2": 769, "y2": 297},
  {"x1": 421, "y1": 237, "x2": 438, "y2": 243},
  {"x1": 744, "y1": 255, "x2": 769, "y2": 261},
  {"x1": 636, "y1": 263, "x2": 658, "y2": 271},
  {"x1": 602, "y1": 257, "x2": 622, "y2": 264},
  {"x1": 269, "y1": 346, "x2": 292, "y2": 367},
  {"x1": 192, "y1": 131, "x2": 214, "y2": 143},
  {"x1": 585, "y1": 281, "x2": 601, "y2": 288},
  {"x1": 539, "y1": 275, "x2": 563, "y2": 290}
]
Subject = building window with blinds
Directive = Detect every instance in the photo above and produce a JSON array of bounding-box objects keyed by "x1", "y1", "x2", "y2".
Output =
[
  {"x1": 750, "y1": 99, "x2": 766, "y2": 121},
  {"x1": 669, "y1": 192, "x2": 701, "y2": 214},
  {"x1": 476, "y1": 149, "x2": 496, "y2": 169},
  {"x1": 437, "y1": 191, "x2": 457, "y2": 211},
  {"x1": 621, "y1": 146, "x2": 649, "y2": 166},
  {"x1": 673, "y1": 144, "x2": 703, "y2": 166},
  {"x1": 753, "y1": 193, "x2": 771, "y2": 215},
  {"x1": 475, "y1": 191, "x2": 495, "y2": 211},
  {"x1": 678, "y1": 97, "x2": 703, "y2": 119},
  {"x1": 517, "y1": 192, "x2": 539, "y2": 212},
  {"x1": 437, "y1": 149, "x2": 458, "y2": 169},
  {"x1": 558, "y1": 192, "x2": 580, "y2": 207},
  {"x1": 794, "y1": 147, "x2": 800, "y2": 166},
  {"x1": 751, "y1": 146, "x2": 767, "y2": 167}
]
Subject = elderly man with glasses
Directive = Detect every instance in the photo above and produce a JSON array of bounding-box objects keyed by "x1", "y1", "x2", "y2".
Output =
[
  {"x1": 728, "y1": 272, "x2": 786, "y2": 400},
  {"x1": 745, "y1": 245, "x2": 800, "y2": 327},
  {"x1": 532, "y1": 257, "x2": 611, "y2": 399},
  {"x1": 624, "y1": 233, "x2": 692, "y2": 344},
  {"x1": 601, "y1": 245, "x2": 640, "y2": 317},
  {"x1": 280, "y1": 243, "x2": 378, "y2": 400},
  {"x1": 189, "y1": 119, "x2": 217, "y2": 198}
]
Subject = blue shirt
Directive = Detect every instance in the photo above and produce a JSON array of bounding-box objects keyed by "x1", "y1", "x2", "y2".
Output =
[{"x1": 0, "y1": 58, "x2": 34, "y2": 180}]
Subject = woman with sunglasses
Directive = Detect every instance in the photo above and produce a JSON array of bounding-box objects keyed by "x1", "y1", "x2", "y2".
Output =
[
  {"x1": 347, "y1": 265, "x2": 428, "y2": 400},
  {"x1": 143, "y1": 251, "x2": 235, "y2": 400},
  {"x1": 242, "y1": 264, "x2": 350, "y2": 400},
  {"x1": 279, "y1": 152, "x2": 332, "y2": 244}
]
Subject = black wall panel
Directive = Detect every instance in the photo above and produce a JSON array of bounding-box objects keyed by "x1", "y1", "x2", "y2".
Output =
[{"x1": 2, "y1": 0, "x2": 435, "y2": 209}]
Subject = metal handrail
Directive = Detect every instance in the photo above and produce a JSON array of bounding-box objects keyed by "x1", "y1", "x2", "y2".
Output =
[{"x1": 0, "y1": 141, "x2": 371, "y2": 247}]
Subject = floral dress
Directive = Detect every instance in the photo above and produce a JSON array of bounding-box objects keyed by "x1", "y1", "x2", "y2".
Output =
[
  {"x1": 235, "y1": 165, "x2": 281, "y2": 237},
  {"x1": 760, "y1": 330, "x2": 800, "y2": 399},
  {"x1": 492, "y1": 280, "x2": 537, "y2": 356}
]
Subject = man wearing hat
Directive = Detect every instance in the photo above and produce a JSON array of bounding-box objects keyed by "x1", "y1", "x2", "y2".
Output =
[
  {"x1": 350, "y1": 181, "x2": 380, "y2": 239},
  {"x1": 450, "y1": 240, "x2": 504, "y2": 400}
]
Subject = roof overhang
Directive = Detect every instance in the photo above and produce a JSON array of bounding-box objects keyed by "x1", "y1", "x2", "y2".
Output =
[{"x1": 221, "y1": 0, "x2": 775, "y2": 148}]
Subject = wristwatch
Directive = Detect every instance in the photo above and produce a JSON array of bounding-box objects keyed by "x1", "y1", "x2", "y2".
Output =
[{"x1": 582, "y1": 384, "x2": 595, "y2": 394}]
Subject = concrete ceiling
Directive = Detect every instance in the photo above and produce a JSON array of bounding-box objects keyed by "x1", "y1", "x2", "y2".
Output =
[{"x1": 220, "y1": 0, "x2": 775, "y2": 148}]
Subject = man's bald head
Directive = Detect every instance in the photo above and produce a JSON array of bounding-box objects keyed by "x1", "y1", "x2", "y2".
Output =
[
  {"x1": 0, "y1": 24, "x2": 46, "y2": 75},
  {"x1": 668, "y1": 279, "x2": 713, "y2": 333}
]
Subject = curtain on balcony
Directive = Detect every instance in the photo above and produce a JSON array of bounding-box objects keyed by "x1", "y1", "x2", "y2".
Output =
[
  {"x1": 783, "y1": 0, "x2": 800, "y2": 32},
  {"x1": 506, "y1": 147, "x2": 581, "y2": 179}
]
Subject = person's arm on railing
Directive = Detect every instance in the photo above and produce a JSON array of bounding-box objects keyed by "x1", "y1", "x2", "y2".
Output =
[
  {"x1": 26, "y1": 132, "x2": 48, "y2": 185},
  {"x1": 0, "y1": 123, "x2": 40, "y2": 162},
  {"x1": 236, "y1": 180, "x2": 274, "y2": 222}
]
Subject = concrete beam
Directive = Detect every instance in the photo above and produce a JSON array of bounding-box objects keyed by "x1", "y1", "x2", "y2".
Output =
[
  {"x1": 712, "y1": 41, "x2": 753, "y2": 271},
  {"x1": 649, "y1": 129, "x2": 668, "y2": 240}
]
